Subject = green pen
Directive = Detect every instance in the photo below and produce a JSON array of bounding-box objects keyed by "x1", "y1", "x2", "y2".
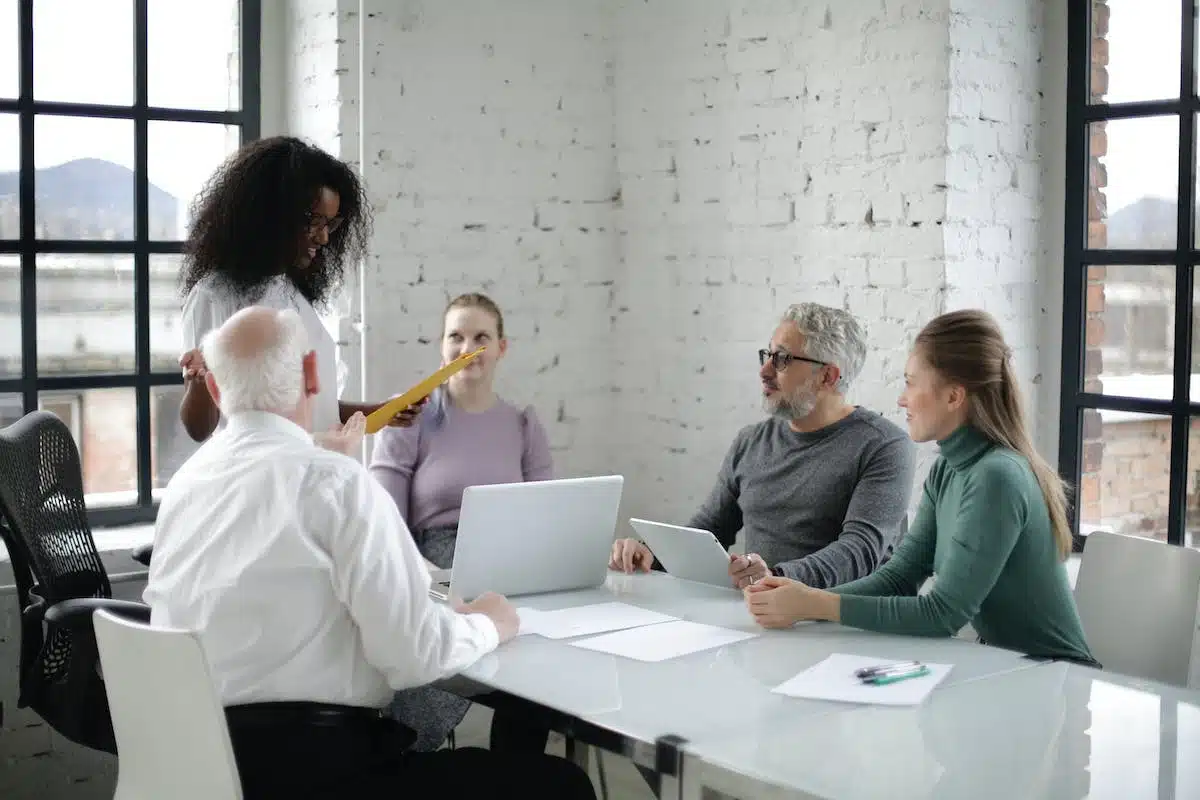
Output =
[{"x1": 865, "y1": 665, "x2": 931, "y2": 685}]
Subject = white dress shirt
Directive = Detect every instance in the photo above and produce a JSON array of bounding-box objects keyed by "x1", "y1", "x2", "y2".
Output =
[
  {"x1": 144, "y1": 411, "x2": 499, "y2": 709},
  {"x1": 181, "y1": 275, "x2": 344, "y2": 434}
]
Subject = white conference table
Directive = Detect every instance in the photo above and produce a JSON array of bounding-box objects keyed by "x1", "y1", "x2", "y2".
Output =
[
  {"x1": 448, "y1": 571, "x2": 1043, "y2": 783},
  {"x1": 680, "y1": 659, "x2": 1200, "y2": 800}
]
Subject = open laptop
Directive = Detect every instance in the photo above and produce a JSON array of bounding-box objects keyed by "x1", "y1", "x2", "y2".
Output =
[
  {"x1": 430, "y1": 475, "x2": 624, "y2": 601},
  {"x1": 627, "y1": 518, "x2": 734, "y2": 589}
]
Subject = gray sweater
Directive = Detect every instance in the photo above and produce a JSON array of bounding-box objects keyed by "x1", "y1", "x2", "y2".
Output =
[{"x1": 688, "y1": 408, "x2": 915, "y2": 589}]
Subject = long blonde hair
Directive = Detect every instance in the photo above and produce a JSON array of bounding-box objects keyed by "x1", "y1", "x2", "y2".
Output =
[{"x1": 915, "y1": 310, "x2": 1072, "y2": 560}]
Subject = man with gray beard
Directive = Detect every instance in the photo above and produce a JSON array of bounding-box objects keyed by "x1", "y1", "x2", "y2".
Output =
[{"x1": 611, "y1": 303, "x2": 915, "y2": 589}]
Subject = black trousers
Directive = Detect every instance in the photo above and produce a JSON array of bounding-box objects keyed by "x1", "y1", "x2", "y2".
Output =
[
  {"x1": 489, "y1": 704, "x2": 661, "y2": 796},
  {"x1": 225, "y1": 703, "x2": 596, "y2": 799}
]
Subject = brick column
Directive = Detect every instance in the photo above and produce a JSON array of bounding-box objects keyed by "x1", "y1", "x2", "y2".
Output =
[{"x1": 1079, "y1": 0, "x2": 1110, "y2": 534}]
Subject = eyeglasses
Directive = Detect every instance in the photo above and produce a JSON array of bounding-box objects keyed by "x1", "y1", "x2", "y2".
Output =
[
  {"x1": 305, "y1": 212, "x2": 343, "y2": 236},
  {"x1": 758, "y1": 349, "x2": 827, "y2": 371}
]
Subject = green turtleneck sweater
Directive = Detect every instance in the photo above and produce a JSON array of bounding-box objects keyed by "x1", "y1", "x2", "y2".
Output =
[{"x1": 833, "y1": 426, "x2": 1096, "y2": 665}]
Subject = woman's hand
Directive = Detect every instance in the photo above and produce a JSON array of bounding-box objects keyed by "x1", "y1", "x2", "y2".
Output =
[
  {"x1": 180, "y1": 348, "x2": 208, "y2": 383},
  {"x1": 743, "y1": 575, "x2": 840, "y2": 628},
  {"x1": 367, "y1": 395, "x2": 430, "y2": 428}
]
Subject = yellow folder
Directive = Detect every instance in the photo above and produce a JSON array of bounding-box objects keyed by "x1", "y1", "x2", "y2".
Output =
[{"x1": 365, "y1": 347, "x2": 487, "y2": 433}]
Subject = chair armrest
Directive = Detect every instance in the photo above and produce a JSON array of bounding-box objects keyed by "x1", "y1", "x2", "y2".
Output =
[
  {"x1": 130, "y1": 543, "x2": 152, "y2": 567},
  {"x1": 43, "y1": 598, "x2": 152, "y2": 628}
]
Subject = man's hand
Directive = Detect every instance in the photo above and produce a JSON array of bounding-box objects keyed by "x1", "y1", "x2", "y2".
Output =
[
  {"x1": 608, "y1": 538, "x2": 654, "y2": 573},
  {"x1": 728, "y1": 552, "x2": 769, "y2": 589},
  {"x1": 314, "y1": 412, "x2": 366, "y2": 456},
  {"x1": 456, "y1": 591, "x2": 519, "y2": 643}
]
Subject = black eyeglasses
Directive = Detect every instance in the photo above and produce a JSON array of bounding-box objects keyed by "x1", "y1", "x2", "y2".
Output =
[
  {"x1": 305, "y1": 211, "x2": 343, "y2": 236},
  {"x1": 758, "y1": 349, "x2": 827, "y2": 371}
]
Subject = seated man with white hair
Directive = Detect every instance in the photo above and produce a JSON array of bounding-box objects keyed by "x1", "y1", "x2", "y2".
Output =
[
  {"x1": 612, "y1": 302, "x2": 916, "y2": 589},
  {"x1": 144, "y1": 306, "x2": 595, "y2": 799}
]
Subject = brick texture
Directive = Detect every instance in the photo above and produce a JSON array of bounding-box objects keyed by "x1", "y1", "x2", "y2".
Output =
[
  {"x1": 1081, "y1": 0, "x2": 1109, "y2": 529},
  {"x1": 1, "y1": 0, "x2": 1064, "y2": 793},
  {"x1": 944, "y1": 0, "x2": 1045, "y2": 433},
  {"x1": 326, "y1": 0, "x2": 1051, "y2": 524},
  {"x1": 609, "y1": 0, "x2": 956, "y2": 520},
  {"x1": 356, "y1": 0, "x2": 619, "y2": 482}
]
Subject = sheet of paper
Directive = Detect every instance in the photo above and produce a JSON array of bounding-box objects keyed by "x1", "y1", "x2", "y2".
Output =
[
  {"x1": 568, "y1": 619, "x2": 758, "y2": 662},
  {"x1": 515, "y1": 601, "x2": 677, "y2": 640},
  {"x1": 516, "y1": 607, "x2": 552, "y2": 637},
  {"x1": 772, "y1": 653, "x2": 953, "y2": 706}
]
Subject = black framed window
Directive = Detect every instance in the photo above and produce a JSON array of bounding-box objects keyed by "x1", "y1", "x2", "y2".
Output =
[
  {"x1": 0, "y1": 0, "x2": 260, "y2": 527},
  {"x1": 1061, "y1": 0, "x2": 1200, "y2": 548}
]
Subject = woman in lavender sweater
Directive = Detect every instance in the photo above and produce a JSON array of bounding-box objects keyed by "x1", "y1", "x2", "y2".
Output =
[{"x1": 369, "y1": 292, "x2": 552, "y2": 750}]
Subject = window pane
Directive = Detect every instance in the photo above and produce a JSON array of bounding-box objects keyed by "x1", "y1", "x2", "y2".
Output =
[
  {"x1": 1090, "y1": 0, "x2": 1181, "y2": 104},
  {"x1": 35, "y1": 115, "x2": 135, "y2": 241},
  {"x1": 150, "y1": 254, "x2": 183, "y2": 372},
  {"x1": 148, "y1": 121, "x2": 240, "y2": 240},
  {"x1": 39, "y1": 388, "x2": 137, "y2": 506},
  {"x1": 34, "y1": 0, "x2": 133, "y2": 105},
  {"x1": 1085, "y1": 265, "x2": 1174, "y2": 400},
  {"x1": 1079, "y1": 409, "x2": 1172, "y2": 540},
  {"x1": 0, "y1": 391, "x2": 23, "y2": 429},
  {"x1": 152, "y1": 384, "x2": 197, "y2": 493},
  {"x1": 0, "y1": 0, "x2": 15, "y2": 100},
  {"x1": 1087, "y1": 117, "x2": 1178, "y2": 250},
  {"x1": 0, "y1": 254, "x2": 16, "y2": 379},
  {"x1": 148, "y1": 0, "x2": 240, "y2": 111},
  {"x1": 37, "y1": 254, "x2": 134, "y2": 375},
  {"x1": 0, "y1": 111, "x2": 17, "y2": 238}
]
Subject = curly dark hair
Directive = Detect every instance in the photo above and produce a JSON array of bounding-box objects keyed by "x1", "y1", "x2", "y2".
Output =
[{"x1": 179, "y1": 136, "x2": 372, "y2": 308}]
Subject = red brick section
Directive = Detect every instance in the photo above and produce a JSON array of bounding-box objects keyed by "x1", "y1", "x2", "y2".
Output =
[{"x1": 1080, "y1": 0, "x2": 1109, "y2": 532}]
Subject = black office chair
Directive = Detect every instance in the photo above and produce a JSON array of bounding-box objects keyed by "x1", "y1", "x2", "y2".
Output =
[{"x1": 0, "y1": 411, "x2": 151, "y2": 755}]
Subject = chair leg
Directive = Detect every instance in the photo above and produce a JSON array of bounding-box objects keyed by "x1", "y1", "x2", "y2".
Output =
[
  {"x1": 594, "y1": 748, "x2": 609, "y2": 800},
  {"x1": 447, "y1": 730, "x2": 456, "y2": 750},
  {"x1": 565, "y1": 736, "x2": 588, "y2": 770}
]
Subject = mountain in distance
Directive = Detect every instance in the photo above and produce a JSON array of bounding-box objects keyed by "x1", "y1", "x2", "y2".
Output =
[
  {"x1": 0, "y1": 158, "x2": 179, "y2": 240},
  {"x1": 1104, "y1": 195, "x2": 1188, "y2": 250}
]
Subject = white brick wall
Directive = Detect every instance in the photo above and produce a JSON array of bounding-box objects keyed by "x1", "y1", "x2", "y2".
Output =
[
  {"x1": 1, "y1": 2, "x2": 1067, "y2": 794},
  {"x1": 355, "y1": 0, "x2": 620, "y2": 481},
  {"x1": 944, "y1": 0, "x2": 1046, "y2": 416},
  {"x1": 315, "y1": 0, "x2": 1054, "y2": 521},
  {"x1": 609, "y1": 0, "x2": 961, "y2": 520}
]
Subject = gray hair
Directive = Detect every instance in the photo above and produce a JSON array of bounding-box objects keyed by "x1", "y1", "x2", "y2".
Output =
[
  {"x1": 201, "y1": 309, "x2": 310, "y2": 416},
  {"x1": 780, "y1": 303, "x2": 867, "y2": 394}
]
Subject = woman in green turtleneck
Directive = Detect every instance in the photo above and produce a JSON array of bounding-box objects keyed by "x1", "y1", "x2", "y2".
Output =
[{"x1": 744, "y1": 310, "x2": 1097, "y2": 666}]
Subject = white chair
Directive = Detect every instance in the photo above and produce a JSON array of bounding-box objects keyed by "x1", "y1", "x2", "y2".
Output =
[
  {"x1": 1073, "y1": 530, "x2": 1200, "y2": 687},
  {"x1": 92, "y1": 608, "x2": 243, "y2": 800}
]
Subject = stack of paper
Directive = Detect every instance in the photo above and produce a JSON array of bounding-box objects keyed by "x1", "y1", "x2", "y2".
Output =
[
  {"x1": 515, "y1": 601, "x2": 677, "y2": 639},
  {"x1": 568, "y1": 620, "x2": 758, "y2": 662},
  {"x1": 771, "y1": 653, "x2": 953, "y2": 706}
]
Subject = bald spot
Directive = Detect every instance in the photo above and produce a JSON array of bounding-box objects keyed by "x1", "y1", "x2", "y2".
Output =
[{"x1": 212, "y1": 306, "x2": 287, "y2": 360}]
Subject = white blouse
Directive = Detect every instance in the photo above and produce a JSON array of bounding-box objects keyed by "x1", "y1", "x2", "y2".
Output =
[{"x1": 180, "y1": 274, "x2": 344, "y2": 434}]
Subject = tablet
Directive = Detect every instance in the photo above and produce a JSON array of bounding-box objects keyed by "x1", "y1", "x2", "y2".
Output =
[{"x1": 627, "y1": 518, "x2": 734, "y2": 589}]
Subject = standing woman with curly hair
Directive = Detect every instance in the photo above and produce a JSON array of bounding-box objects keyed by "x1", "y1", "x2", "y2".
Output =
[{"x1": 177, "y1": 136, "x2": 421, "y2": 453}]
